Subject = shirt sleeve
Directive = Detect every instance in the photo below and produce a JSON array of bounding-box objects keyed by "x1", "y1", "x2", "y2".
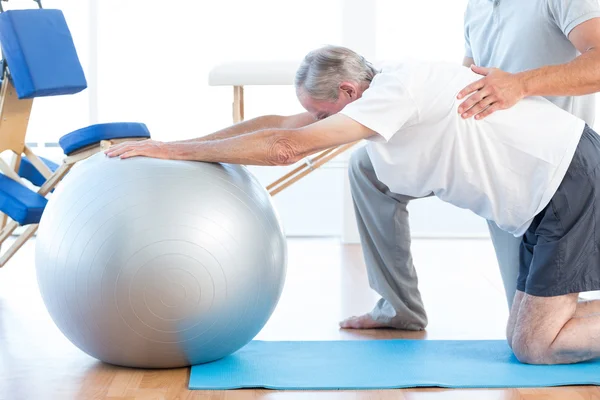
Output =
[
  {"x1": 464, "y1": 36, "x2": 473, "y2": 59},
  {"x1": 547, "y1": 0, "x2": 600, "y2": 38},
  {"x1": 338, "y1": 72, "x2": 419, "y2": 142},
  {"x1": 464, "y1": 6, "x2": 473, "y2": 58}
]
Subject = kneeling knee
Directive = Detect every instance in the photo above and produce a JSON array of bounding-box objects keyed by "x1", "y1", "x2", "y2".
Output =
[
  {"x1": 512, "y1": 337, "x2": 554, "y2": 365},
  {"x1": 348, "y1": 148, "x2": 369, "y2": 180}
]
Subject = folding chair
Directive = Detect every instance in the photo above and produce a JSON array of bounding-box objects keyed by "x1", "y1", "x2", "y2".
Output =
[{"x1": 0, "y1": 4, "x2": 150, "y2": 267}]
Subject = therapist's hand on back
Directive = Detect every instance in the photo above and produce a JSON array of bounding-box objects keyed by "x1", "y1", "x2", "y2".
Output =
[
  {"x1": 456, "y1": 65, "x2": 526, "y2": 120},
  {"x1": 105, "y1": 139, "x2": 169, "y2": 160}
]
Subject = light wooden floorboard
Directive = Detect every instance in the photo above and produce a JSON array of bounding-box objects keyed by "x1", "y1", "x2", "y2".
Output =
[{"x1": 0, "y1": 237, "x2": 598, "y2": 400}]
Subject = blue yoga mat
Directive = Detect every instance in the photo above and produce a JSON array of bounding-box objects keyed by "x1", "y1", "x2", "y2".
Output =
[{"x1": 189, "y1": 340, "x2": 600, "y2": 390}]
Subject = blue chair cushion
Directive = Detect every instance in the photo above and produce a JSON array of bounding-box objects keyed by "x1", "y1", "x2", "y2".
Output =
[
  {"x1": 0, "y1": 174, "x2": 47, "y2": 225},
  {"x1": 0, "y1": 9, "x2": 87, "y2": 98},
  {"x1": 59, "y1": 122, "x2": 151, "y2": 155},
  {"x1": 18, "y1": 156, "x2": 59, "y2": 187}
]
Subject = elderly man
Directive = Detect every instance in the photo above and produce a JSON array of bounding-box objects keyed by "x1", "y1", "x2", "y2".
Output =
[
  {"x1": 341, "y1": 0, "x2": 600, "y2": 334},
  {"x1": 107, "y1": 45, "x2": 600, "y2": 365}
]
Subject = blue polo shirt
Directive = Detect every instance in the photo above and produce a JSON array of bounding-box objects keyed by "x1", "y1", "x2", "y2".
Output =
[{"x1": 464, "y1": 0, "x2": 600, "y2": 125}]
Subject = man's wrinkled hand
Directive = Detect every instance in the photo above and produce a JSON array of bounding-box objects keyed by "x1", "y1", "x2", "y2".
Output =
[
  {"x1": 104, "y1": 139, "x2": 171, "y2": 160},
  {"x1": 457, "y1": 65, "x2": 526, "y2": 120}
]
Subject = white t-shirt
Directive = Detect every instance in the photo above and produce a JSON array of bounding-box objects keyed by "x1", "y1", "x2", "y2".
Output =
[{"x1": 340, "y1": 61, "x2": 585, "y2": 236}]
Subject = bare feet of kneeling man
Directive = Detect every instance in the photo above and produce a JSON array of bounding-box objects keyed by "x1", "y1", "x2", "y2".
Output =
[{"x1": 339, "y1": 313, "x2": 395, "y2": 329}]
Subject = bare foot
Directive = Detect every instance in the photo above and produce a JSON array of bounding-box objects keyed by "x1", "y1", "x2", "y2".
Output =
[{"x1": 339, "y1": 314, "x2": 393, "y2": 329}]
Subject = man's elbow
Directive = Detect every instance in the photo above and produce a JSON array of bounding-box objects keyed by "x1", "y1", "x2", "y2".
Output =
[{"x1": 269, "y1": 137, "x2": 304, "y2": 166}]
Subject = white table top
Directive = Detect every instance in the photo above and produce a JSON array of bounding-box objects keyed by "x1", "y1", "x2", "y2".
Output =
[{"x1": 208, "y1": 60, "x2": 301, "y2": 86}]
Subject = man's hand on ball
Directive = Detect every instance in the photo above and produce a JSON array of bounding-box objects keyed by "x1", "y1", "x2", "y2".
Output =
[
  {"x1": 456, "y1": 65, "x2": 526, "y2": 120},
  {"x1": 105, "y1": 139, "x2": 171, "y2": 160}
]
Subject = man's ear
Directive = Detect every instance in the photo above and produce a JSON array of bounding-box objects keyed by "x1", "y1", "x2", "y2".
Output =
[{"x1": 339, "y1": 82, "x2": 358, "y2": 99}]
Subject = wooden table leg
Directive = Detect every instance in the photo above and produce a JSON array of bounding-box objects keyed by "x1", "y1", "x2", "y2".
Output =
[{"x1": 233, "y1": 86, "x2": 244, "y2": 123}]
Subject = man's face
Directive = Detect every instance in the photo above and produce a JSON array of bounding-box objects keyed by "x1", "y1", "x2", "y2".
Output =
[{"x1": 297, "y1": 82, "x2": 364, "y2": 121}]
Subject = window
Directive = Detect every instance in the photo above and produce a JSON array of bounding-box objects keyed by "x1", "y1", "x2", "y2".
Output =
[{"x1": 376, "y1": 0, "x2": 468, "y2": 63}]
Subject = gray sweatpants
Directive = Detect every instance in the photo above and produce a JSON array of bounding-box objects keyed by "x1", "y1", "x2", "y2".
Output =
[{"x1": 348, "y1": 146, "x2": 520, "y2": 330}]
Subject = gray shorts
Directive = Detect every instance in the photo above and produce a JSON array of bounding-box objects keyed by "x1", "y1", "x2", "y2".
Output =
[{"x1": 518, "y1": 124, "x2": 600, "y2": 297}]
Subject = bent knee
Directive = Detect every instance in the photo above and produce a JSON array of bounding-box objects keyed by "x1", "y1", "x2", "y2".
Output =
[
  {"x1": 512, "y1": 337, "x2": 555, "y2": 365},
  {"x1": 348, "y1": 147, "x2": 371, "y2": 180},
  {"x1": 505, "y1": 330, "x2": 513, "y2": 351}
]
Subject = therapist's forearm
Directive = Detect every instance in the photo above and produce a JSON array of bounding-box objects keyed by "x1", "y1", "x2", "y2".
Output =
[
  {"x1": 166, "y1": 129, "x2": 301, "y2": 166},
  {"x1": 518, "y1": 48, "x2": 600, "y2": 97}
]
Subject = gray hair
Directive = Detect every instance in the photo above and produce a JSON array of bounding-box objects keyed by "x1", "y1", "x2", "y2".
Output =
[{"x1": 295, "y1": 45, "x2": 379, "y2": 101}]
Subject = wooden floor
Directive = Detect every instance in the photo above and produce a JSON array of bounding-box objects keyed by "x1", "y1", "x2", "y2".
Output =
[{"x1": 0, "y1": 237, "x2": 598, "y2": 400}]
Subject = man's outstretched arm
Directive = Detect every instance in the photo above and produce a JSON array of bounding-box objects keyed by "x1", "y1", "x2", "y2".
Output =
[
  {"x1": 105, "y1": 114, "x2": 375, "y2": 166},
  {"x1": 178, "y1": 112, "x2": 316, "y2": 143}
]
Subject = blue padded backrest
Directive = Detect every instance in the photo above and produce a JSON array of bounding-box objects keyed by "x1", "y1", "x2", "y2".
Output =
[
  {"x1": 0, "y1": 9, "x2": 87, "y2": 98},
  {"x1": 18, "y1": 155, "x2": 58, "y2": 187}
]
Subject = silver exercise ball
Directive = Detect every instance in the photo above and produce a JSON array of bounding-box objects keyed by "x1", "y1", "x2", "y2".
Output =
[{"x1": 35, "y1": 153, "x2": 287, "y2": 368}]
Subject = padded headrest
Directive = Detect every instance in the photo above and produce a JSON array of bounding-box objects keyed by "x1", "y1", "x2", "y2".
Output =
[
  {"x1": 0, "y1": 9, "x2": 87, "y2": 98},
  {"x1": 59, "y1": 122, "x2": 151, "y2": 155}
]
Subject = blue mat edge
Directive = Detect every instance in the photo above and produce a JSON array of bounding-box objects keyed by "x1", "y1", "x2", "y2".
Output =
[{"x1": 189, "y1": 380, "x2": 600, "y2": 391}]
